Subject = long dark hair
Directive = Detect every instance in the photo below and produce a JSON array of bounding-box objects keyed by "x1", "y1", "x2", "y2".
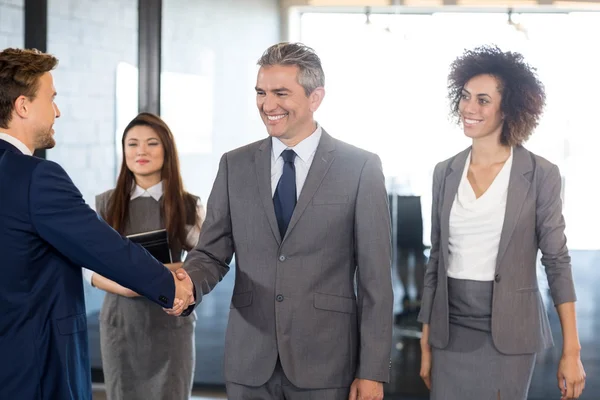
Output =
[{"x1": 105, "y1": 112, "x2": 198, "y2": 251}]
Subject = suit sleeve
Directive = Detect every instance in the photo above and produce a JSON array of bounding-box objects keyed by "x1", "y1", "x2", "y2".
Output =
[
  {"x1": 183, "y1": 153, "x2": 233, "y2": 304},
  {"x1": 354, "y1": 153, "x2": 393, "y2": 383},
  {"x1": 536, "y1": 164, "x2": 576, "y2": 306},
  {"x1": 81, "y1": 194, "x2": 106, "y2": 286},
  {"x1": 29, "y1": 160, "x2": 176, "y2": 308},
  {"x1": 417, "y1": 163, "x2": 443, "y2": 324}
]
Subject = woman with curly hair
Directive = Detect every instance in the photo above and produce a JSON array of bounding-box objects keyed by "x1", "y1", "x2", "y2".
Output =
[{"x1": 417, "y1": 45, "x2": 586, "y2": 400}]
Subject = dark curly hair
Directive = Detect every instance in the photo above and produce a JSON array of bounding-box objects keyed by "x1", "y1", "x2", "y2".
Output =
[{"x1": 448, "y1": 45, "x2": 546, "y2": 146}]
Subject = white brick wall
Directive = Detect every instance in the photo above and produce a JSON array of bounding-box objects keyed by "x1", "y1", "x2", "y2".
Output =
[
  {"x1": 0, "y1": 0, "x2": 23, "y2": 7},
  {"x1": 44, "y1": 0, "x2": 279, "y2": 208},
  {"x1": 1, "y1": 0, "x2": 279, "y2": 208},
  {"x1": 0, "y1": 0, "x2": 23, "y2": 49},
  {"x1": 46, "y1": 0, "x2": 138, "y2": 206}
]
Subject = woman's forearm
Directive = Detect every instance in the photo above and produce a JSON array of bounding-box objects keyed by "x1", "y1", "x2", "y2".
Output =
[
  {"x1": 165, "y1": 262, "x2": 183, "y2": 272},
  {"x1": 421, "y1": 323, "x2": 431, "y2": 349},
  {"x1": 91, "y1": 273, "x2": 137, "y2": 297},
  {"x1": 556, "y1": 301, "x2": 581, "y2": 355},
  {"x1": 91, "y1": 263, "x2": 181, "y2": 297}
]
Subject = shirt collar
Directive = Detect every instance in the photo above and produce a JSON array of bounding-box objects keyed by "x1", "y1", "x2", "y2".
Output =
[
  {"x1": 0, "y1": 133, "x2": 33, "y2": 156},
  {"x1": 130, "y1": 181, "x2": 164, "y2": 201},
  {"x1": 272, "y1": 123, "x2": 322, "y2": 163}
]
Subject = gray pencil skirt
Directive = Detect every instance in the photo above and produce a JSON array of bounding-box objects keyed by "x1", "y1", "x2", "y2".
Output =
[{"x1": 430, "y1": 278, "x2": 536, "y2": 400}]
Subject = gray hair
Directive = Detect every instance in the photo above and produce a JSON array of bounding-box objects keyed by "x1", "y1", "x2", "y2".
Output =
[{"x1": 257, "y1": 42, "x2": 325, "y2": 97}]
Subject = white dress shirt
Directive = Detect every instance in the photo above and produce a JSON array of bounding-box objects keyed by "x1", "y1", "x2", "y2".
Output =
[
  {"x1": 271, "y1": 124, "x2": 322, "y2": 198},
  {"x1": 447, "y1": 148, "x2": 513, "y2": 281},
  {"x1": 0, "y1": 133, "x2": 33, "y2": 155},
  {"x1": 82, "y1": 181, "x2": 205, "y2": 285}
]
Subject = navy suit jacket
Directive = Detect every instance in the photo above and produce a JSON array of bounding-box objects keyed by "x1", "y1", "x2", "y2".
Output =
[{"x1": 0, "y1": 139, "x2": 177, "y2": 400}]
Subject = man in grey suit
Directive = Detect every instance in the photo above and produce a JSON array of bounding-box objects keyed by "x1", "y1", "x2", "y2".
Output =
[{"x1": 181, "y1": 43, "x2": 393, "y2": 399}]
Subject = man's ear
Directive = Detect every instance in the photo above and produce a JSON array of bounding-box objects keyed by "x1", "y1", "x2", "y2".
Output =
[
  {"x1": 309, "y1": 87, "x2": 325, "y2": 113},
  {"x1": 13, "y1": 95, "x2": 29, "y2": 119}
]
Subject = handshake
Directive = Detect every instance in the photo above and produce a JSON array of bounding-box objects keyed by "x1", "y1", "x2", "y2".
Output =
[
  {"x1": 122, "y1": 266, "x2": 195, "y2": 316},
  {"x1": 164, "y1": 268, "x2": 195, "y2": 316}
]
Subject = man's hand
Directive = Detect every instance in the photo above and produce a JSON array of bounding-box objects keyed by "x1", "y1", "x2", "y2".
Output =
[
  {"x1": 348, "y1": 379, "x2": 383, "y2": 400},
  {"x1": 163, "y1": 269, "x2": 194, "y2": 316},
  {"x1": 175, "y1": 268, "x2": 196, "y2": 306}
]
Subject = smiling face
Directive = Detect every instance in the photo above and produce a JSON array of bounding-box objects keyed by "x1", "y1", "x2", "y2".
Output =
[
  {"x1": 124, "y1": 125, "x2": 164, "y2": 182},
  {"x1": 459, "y1": 74, "x2": 504, "y2": 143},
  {"x1": 255, "y1": 64, "x2": 324, "y2": 146}
]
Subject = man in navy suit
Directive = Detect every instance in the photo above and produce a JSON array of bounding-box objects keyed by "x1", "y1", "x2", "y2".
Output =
[{"x1": 0, "y1": 48, "x2": 195, "y2": 399}]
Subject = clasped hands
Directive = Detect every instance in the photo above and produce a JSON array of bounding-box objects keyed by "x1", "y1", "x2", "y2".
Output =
[
  {"x1": 120, "y1": 264, "x2": 194, "y2": 316},
  {"x1": 163, "y1": 268, "x2": 195, "y2": 316}
]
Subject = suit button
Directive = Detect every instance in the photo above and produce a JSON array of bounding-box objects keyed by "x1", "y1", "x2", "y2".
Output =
[
  {"x1": 159, "y1": 295, "x2": 168, "y2": 304},
  {"x1": 276, "y1": 294, "x2": 284, "y2": 302},
  {"x1": 279, "y1": 255, "x2": 286, "y2": 262},
  {"x1": 494, "y1": 274, "x2": 501, "y2": 283}
]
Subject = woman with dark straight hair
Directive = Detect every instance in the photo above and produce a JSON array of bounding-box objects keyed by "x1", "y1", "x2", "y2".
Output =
[{"x1": 83, "y1": 112, "x2": 204, "y2": 400}]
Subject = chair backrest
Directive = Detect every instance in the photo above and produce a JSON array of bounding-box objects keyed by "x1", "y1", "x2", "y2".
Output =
[{"x1": 395, "y1": 195, "x2": 424, "y2": 250}]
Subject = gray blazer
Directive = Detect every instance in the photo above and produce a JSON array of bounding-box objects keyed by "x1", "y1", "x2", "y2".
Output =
[
  {"x1": 418, "y1": 145, "x2": 576, "y2": 354},
  {"x1": 183, "y1": 131, "x2": 393, "y2": 388}
]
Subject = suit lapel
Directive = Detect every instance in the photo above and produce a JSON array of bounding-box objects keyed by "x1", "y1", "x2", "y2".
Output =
[
  {"x1": 284, "y1": 131, "x2": 336, "y2": 241},
  {"x1": 495, "y1": 145, "x2": 533, "y2": 270},
  {"x1": 254, "y1": 138, "x2": 282, "y2": 244},
  {"x1": 441, "y1": 148, "x2": 470, "y2": 269}
]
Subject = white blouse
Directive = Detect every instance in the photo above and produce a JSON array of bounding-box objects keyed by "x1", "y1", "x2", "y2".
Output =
[
  {"x1": 82, "y1": 181, "x2": 205, "y2": 285},
  {"x1": 447, "y1": 148, "x2": 513, "y2": 281}
]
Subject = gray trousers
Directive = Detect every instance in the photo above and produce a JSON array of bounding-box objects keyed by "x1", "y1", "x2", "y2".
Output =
[{"x1": 226, "y1": 360, "x2": 350, "y2": 400}]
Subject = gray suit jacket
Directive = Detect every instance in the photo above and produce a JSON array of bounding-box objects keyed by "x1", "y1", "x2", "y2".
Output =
[
  {"x1": 184, "y1": 131, "x2": 393, "y2": 388},
  {"x1": 418, "y1": 145, "x2": 576, "y2": 354}
]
